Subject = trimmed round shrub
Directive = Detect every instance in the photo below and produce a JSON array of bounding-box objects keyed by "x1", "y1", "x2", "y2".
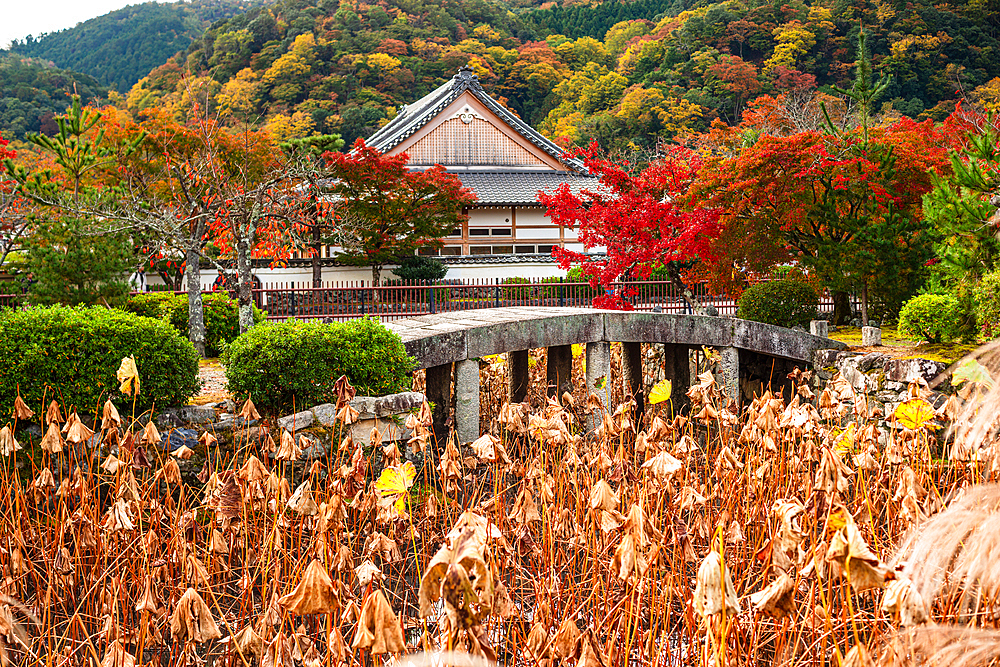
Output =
[
  {"x1": 975, "y1": 268, "x2": 1000, "y2": 339},
  {"x1": 125, "y1": 292, "x2": 264, "y2": 356},
  {"x1": 124, "y1": 291, "x2": 176, "y2": 319},
  {"x1": 0, "y1": 305, "x2": 200, "y2": 417},
  {"x1": 737, "y1": 280, "x2": 819, "y2": 328},
  {"x1": 392, "y1": 255, "x2": 447, "y2": 282},
  {"x1": 223, "y1": 317, "x2": 414, "y2": 413},
  {"x1": 899, "y1": 293, "x2": 962, "y2": 343}
]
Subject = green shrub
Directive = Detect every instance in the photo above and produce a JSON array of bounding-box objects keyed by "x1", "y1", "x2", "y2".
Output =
[
  {"x1": 737, "y1": 280, "x2": 819, "y2": 328},
  {"x1": 501, "y1": 276, "x2": 532, "y2": 300},
  {"x1": 125, "y1": 292, "x2": 177, "y2": 319},
  {"x1": 541, "y1": 276, "x2": 563, "y2": 298},
  {"x1": 125, "y1": 292, "x2": 264, "y2": 356},
  {"x1": 223, "y1": 317, "x2": 414, "y2": 413},
  {"x1": 0, "y1": 305, "x2": 200, "y2": 417},
  {"x1": 392, "y1": 255, "x2": 447, "y2": 282},
  {"x1": 975, "y1": 269, "x2": 1000, "y2": 339},
  {"x1": 898, "y1": 293, "x2": 962, "y2": 343}
]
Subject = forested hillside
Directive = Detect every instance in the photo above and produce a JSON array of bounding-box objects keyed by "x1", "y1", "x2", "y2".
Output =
[
  {"x1": 8, "y1": 0, "x2": 274, "y2": 92},
  {"x1": 0, "y1": 56, "x2": 106, "y2": 139},
  {"x1": 115, "y1": 0, "x2": 1000, "y2": 152}
]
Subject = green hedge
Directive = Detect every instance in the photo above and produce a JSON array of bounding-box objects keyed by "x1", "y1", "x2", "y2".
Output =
[
  {"x1": 898, "y1": 293, "x2": 962, "y2": 343},
  {"x1": 392, "y1": 255, "x2": 447, "y2": 281},
  {"x1": 0, "y1": 306, "x2": 200, "y2": 417},
  {"x1": 223, "y1": 317, "x2": 414, "y2": 413},
  {"x1": 737, "y1": 280, "x2": 818, "y2": 328},
  {"x1": 125, "y1": 292, "x2": 264, "y2": 356}
]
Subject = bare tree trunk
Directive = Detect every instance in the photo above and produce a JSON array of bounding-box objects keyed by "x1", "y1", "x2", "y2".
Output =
[
  {"x1": 860, "y1": 282, "x2": 870, "y2": 327},
  {"x1": 236, "y1": 236, "x2": 255, "y2": 334},
  {"x1": 371, "y1": 264, "x2": 382, "y2": 304},
  {"x1": 312, "y1": 224, "x2": 322, "y2": 287},
  {"x1": 185, "y1": 248, "x2": 206, "y2": 357},
  {"x1": 668, "y1": 264, "x2": 703, "y2": 314}
]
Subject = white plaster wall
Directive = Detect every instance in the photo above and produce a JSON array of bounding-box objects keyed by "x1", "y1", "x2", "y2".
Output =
[
  {"x1": 468, "y1": 208, "x2": 512, "y2": 227},
  {"x1": 151, "y1": 262, "x2": 572, "y2": 291}
]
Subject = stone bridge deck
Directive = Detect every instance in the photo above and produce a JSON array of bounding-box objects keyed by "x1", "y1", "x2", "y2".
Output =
[
  {"x1": 387, "y1": 307, "x2": 846, "y2": 443},
  {"x1": 387, "y1": 307, "x2": 844, "y2": 367}
]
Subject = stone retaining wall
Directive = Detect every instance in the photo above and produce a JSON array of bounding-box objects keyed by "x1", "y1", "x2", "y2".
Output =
[{"x1": 811, "y1": 350, "x2": 951, "y2": 414}]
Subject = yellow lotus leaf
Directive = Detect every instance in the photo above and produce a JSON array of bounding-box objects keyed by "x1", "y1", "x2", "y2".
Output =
[
  {"x1": 834, "y1": 422, "x2": 856, "y2": 453},
  {"x1": 894, "y1": 399, "x2": 937, "y2": 431},
  {"x1": 374, "y1": 461, "x2": 416, "y2": 513},
  {"x1": 116, "y1": 356, "x2": 141, "y2": 397},
  {"x1": 649, "y1": 379, "x2": 673, "y2": 405}
]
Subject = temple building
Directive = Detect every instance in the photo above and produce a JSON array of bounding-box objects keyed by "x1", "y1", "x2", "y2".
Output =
[{"x1": 364, "y1": 66, "x2": 601, "y2": 270}]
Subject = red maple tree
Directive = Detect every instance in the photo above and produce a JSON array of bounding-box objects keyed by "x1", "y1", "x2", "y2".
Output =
[{"x1": 539, "y1": 143, "x2": 722, "y2": 310}]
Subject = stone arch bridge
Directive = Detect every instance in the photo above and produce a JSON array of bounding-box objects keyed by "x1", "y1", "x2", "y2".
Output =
[{"x1": 386, "y1": 307, "x2": 846, "y2": 442}]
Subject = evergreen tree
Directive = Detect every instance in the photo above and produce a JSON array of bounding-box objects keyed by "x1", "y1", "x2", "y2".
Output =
[{"x1": 23, "y1": 215, "x2": 134, "y2": 306}]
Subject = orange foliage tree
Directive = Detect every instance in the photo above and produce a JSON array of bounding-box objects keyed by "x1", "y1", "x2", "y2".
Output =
[
  {"x1": 0, "y1": 133, "x2": 29, "y2": 270},
  {"x1": 105, "y1": 106, "x2": 318, "y2": 339},
  {"x1": 692, "y1": 118, "x2": 951, "y2": 323}
]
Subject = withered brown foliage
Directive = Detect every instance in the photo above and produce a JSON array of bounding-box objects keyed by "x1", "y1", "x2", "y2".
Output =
[{"x1": 0, "y1": 348, "x2": 1000, "y2": 666}]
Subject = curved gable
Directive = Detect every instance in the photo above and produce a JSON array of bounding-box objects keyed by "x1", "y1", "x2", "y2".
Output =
[{"x1": 391, "y1": 93, "x2": 563, "y2": 169}]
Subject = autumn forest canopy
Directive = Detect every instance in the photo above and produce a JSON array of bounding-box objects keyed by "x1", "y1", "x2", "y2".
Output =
[{"x1": 108, "y1": 0, "x2": 1000, "y2": 148}]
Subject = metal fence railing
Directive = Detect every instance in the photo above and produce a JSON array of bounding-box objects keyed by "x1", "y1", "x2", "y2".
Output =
[
  {"x1": 237, "y1": 279, "x2": 843, "y2": 322},
  {"x1": 0, "y1": 278, "x2": 847, "y2": 322}
]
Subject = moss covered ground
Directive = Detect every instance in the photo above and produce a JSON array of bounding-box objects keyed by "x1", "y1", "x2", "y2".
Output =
[{"x1": 829, "y1": 325, "x2": 978, "y2": 365}]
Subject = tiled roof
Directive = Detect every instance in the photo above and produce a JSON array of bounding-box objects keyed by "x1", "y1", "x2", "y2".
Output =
[
  {"x1": 456, "y1": 171, "x2": 602, "y2": 206},
  {"x1": 441, "y1": 253, "x2": 557, "y2": 265},
  {"x1": 366, "y1": 67, "x2": 586, "y2": 173}
]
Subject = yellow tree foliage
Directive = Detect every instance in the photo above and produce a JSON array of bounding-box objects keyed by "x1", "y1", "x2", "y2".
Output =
[
  {"x1": 367, "y1": 53, "x2": 402, "y2": 73},
  {"x1": 216, "y1": 68, "x2": 260, "y2": 120},
  {"x1": 604, "y1": 20, "x2": 651, "y2": 57},
  {"x1": 764, "y1": 22, "x2": 817, "y2": 75},
  {"x1": 265, "y1": 111, "x2": 316, "y2": 142},
  {"x1": 616, "y1": 39, "x2": 665, "y2": 79},
  {"x1": 971, "y1": 78, "x2": 1000, "y2": 113}
]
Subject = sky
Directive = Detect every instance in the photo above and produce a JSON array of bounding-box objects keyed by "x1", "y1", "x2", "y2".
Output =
[{"x1": 2, "y1": 0, "x2": 142, "y2": 49}]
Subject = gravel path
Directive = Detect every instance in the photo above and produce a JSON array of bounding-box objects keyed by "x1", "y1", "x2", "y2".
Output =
[{"x1": 195, "y1": 359, "x2": 231, "y2": 404}]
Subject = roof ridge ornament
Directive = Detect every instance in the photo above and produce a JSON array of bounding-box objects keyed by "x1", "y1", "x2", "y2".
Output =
[{"x1": 454, "y1": 66, "x2": 483, "y2": 92}]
